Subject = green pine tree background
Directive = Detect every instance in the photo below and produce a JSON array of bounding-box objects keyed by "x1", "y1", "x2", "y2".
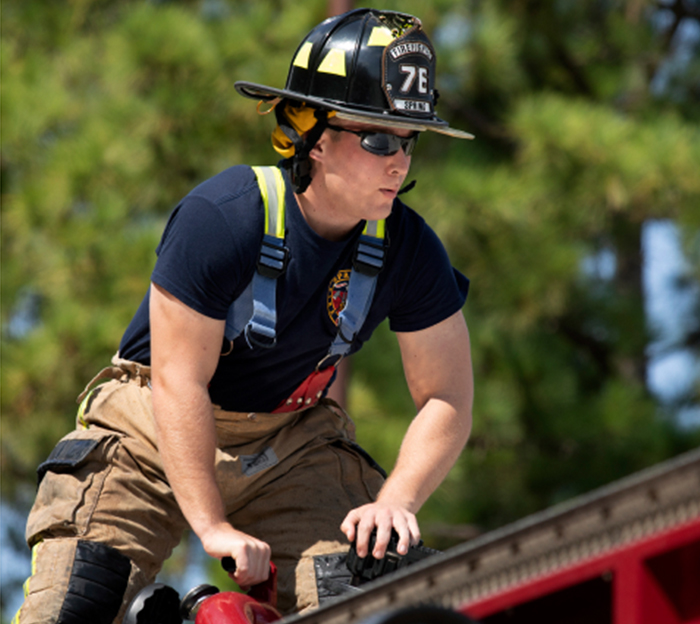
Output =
[{"x1": 2, "y1": 0, "x2": 700, "y2": 620}]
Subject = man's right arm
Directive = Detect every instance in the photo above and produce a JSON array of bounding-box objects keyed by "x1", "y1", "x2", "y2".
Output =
[{"x1": 149, "y1": 282, "x2": 270, "y2": 587}]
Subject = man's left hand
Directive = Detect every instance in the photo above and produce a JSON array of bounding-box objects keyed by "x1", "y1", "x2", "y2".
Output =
[{"x1": 341, "y1": 502, "x2": 420, "y2": 559}]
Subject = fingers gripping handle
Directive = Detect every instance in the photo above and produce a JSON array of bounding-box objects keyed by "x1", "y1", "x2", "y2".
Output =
[{"x1": 221, "y1": 557, "x2": 278, "y2": 607}]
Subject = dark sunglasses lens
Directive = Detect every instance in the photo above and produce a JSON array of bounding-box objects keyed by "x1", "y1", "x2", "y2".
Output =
[
  {"x1": 403, "y1": 134, "x2": 418, "y2": 156},
  {"x1": 361, "y1": 132, "x2": 418, "y2": 156},
  {"x1": 361, "y1": 133, "x2": 399, "y2": 155}
]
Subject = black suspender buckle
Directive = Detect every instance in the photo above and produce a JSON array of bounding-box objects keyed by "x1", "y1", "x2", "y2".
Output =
[
  {"x1": 353, "y1": 235, "x2": 385, "y2": 277},
  {"x1": 257, "y1": 234, "x2": 289, "y2": 279}
]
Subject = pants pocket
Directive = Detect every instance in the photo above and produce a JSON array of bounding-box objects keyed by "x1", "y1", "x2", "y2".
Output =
[{"x1": 26, "y1": 428, "x2": 121, "y2": 546}]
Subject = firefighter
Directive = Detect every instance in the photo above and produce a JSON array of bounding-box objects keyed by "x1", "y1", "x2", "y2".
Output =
[{"x1": 16, "y1": 9, "x2": 474, "y2": 623}]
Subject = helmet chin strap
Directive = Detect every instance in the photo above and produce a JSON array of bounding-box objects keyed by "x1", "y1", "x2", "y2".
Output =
[{"x1": 275, "y1": 104, "x2": 328, "y2": 194}]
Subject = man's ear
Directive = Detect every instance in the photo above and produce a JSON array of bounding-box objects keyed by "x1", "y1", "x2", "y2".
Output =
[{"x1": 308, "y1": 130, "x2": 328, "y2": 164}]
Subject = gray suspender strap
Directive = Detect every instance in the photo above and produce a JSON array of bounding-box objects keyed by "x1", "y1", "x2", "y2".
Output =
[
  {"x1": 325, "y1": 220, "x2": 386, "y2": 363},
  {"x1": 224, "y1": 166, "x2": 288, "y2": 347}
]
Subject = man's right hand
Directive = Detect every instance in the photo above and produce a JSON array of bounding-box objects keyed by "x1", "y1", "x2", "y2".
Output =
[{"x1": 200, "y1": 522, "x2": 271, "y2": 588}]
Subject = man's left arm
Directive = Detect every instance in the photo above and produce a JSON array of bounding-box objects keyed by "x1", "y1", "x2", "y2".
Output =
[{"x1": 341, "y1": 310, "x2": 473, "y2": 559}]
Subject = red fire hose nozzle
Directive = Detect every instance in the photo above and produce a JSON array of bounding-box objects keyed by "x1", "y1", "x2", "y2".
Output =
[{"x1": 180, "y1": 560, "x2": 281, "y2": 624}]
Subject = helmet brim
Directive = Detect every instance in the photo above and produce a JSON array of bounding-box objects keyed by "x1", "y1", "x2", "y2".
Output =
[{"x1": 235, "y1": 81, "x2": 475, "y2": 140}]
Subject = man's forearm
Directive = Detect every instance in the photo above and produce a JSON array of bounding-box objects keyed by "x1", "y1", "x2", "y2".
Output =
[
  {"x1": 342, "y1": 312, "x2": 473, "y2": 559},
  {"x1": 340, "y1": 396, "x2": 471, "y2": 559},
  {"x1": 378, "y1": 396, "x2": 472, "y2": 513},
  {"x1": 151, "y1": 381, "x2": 227, "y2": 538}
]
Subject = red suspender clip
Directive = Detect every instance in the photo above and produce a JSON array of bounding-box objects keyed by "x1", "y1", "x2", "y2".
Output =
[{"x1": 272, "y1": 364, "x2": 337, "y2": 413}]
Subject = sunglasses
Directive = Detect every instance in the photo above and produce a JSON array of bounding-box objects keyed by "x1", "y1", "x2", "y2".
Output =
[{"x1": 327, "y1": 124, "x2": 419, "y2": 157}]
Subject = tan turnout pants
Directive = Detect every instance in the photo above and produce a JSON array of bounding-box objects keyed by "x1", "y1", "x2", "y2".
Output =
[{"x1": 16, "y1": 357, "x2": 385, "y2": 623}]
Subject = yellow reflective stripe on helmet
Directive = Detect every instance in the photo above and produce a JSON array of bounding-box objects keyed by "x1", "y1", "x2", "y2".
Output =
[
  {"x1": 252, "y1": 166, "x2": 286, "y2": 239},
  {"x1": 293, "y1": 41, "x2": 313, "y2": 69},
  {"x1": 367, "y1": 26, "x2": 394, "y2": 47},
  {"x1": 318, "y1": 48, "x2": 346, "y2": 76}
]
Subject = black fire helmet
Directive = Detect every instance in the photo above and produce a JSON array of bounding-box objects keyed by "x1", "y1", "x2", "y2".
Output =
[{"x1": 235, "y1": 9, "x2": 474, "y2": 191}]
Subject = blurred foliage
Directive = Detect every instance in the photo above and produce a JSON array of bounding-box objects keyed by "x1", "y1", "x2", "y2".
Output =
[
  {"x1": 350, "y1": 0, "x2": 700, "y2": 539},
  {"x1": 2, "y1": 0, "x2": 700, "y2": 614},
  {"x1": 1, "y1": 0, "x2": 328, "y2": 497}
]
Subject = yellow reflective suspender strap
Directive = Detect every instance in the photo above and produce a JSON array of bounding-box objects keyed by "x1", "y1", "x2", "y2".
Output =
[
  {"x1": 224, "y1": 166, "x2": 289, "y2": 346},
  {"x1": 241, "y1": 167, "x2": 289, "y2": 348},
  {"x1": 363, "y1": 218, "x2": 385, "y2": 240},
  {"x1": 252, "y1": 166, "x2": 286, "y2": 239},
  {"x1": 355, "y1": 219, "x2": 386, "y2": 276}
]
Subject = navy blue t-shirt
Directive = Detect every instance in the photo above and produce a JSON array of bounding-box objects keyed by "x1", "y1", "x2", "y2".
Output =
[{"x1": 119, "y1": 165, "x2": 469, "y2": 413}]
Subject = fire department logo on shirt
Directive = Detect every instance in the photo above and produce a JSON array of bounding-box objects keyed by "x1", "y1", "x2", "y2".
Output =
[{"x1": 327, "y1": 269, "x2": 351, "y2": 326}]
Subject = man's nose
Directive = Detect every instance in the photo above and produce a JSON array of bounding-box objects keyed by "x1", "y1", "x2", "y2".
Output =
[{"x1": 388, "y1": 146, "x2": 411, "y2": 174}]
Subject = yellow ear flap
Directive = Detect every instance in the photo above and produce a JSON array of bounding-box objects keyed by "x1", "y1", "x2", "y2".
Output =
[{"x1": 271, "y1": 102, "x2": 337, "y2": 157}]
